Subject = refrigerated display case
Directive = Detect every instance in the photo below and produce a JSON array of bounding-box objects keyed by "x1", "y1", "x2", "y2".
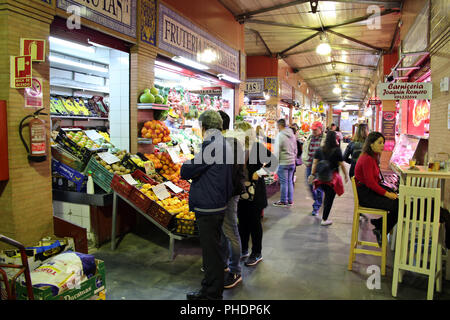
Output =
[{"x1": 389, "y1": 134, "x2": 428, "y2": 167}]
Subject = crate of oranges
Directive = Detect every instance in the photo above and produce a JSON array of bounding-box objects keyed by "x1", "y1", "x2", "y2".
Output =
[{"x1": 140, "y1": 120, "x2": 171, "y2": 145}]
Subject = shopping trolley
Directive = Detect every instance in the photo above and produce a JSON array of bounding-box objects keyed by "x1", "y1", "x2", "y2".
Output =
[{"x1": 0, "y1": 234, "x2": 34, "y2": 300}]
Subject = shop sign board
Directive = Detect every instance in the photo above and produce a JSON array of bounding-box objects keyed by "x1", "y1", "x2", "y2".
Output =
[
  {"x1": 25, "y1": 78, "x2": 43, "y2": 108},
  {"x1": 369, "y1": 99, "x2": 382, "y2": 105},
  {"x1": 280, "y1": 81, "x2": 293, "y2": 100},
  {"x1": 382, "y1": 111, "x2": 396, "y2": 150},
  {"x1": 20, "y1": 39, "x2": 46, "y2": 62},
  {"x1": 245, "y1": 78, "x2": 264, "y2": 97},
  {"x1": 190, "y1": 87, "x2": 222, "y2": 95},
  {"x1": 158, "y1": 3, "x2": 239, "y2": 79},
  {"x1": 377, "y1": 82, "x2": 432, "y2": 100},
  {"x1": 57, "y1": 0, "x2": 137, "y2": 38},
  {"x1": 10, "y1": 55, "x2": 32, "y2": 88}
]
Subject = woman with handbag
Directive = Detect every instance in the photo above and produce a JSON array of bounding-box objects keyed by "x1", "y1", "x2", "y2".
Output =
[
  {"x1": 354, "y1": 131, "x2": 399, "y2": 246},
  {"x1": 309, "y1": 131, "x2": 349, "y2": 226},
  {"x1": 235, "y1": 123, "x2": 275, "y2": 267}
]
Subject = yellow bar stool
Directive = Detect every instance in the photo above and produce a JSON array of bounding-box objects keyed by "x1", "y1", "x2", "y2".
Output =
[{"x1": 348, "y1": 177, "x2": 388, "y2": 275}]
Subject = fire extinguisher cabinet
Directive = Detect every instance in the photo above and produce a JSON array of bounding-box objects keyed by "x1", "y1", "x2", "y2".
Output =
[{"x1": 0, "y1": 101, "x2": 8, "y2": 181}]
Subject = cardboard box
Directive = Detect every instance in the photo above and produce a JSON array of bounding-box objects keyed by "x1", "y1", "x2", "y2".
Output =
[
  {"x1": 0, "y1": 237, "x2": 75, "y2": 274},
  {"x1": 52, "y1": 159, "x2": 87, "y2": 192},
  {"x1": 15, "y1": 259, "x2": 106, "y2": 300}
]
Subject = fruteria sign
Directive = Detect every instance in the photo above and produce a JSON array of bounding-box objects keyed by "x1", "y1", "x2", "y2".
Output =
[
  {"x1": 377, "y1": 82, "x2": 432, "y2": 100},
  {"x1": 56, "y1": 0, "x2": 137, "y2": 38},
  {"x1": 10, "y1": 55, "x2": 32, "y2": 88},
  {"x1": 158, "y1": 2, "x2": 239, "y2": 79}
]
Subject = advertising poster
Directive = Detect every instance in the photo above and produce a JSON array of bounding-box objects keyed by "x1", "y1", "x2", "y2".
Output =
[{"x1": 382, "y1": 111, "x2": 396, "y2": 151}]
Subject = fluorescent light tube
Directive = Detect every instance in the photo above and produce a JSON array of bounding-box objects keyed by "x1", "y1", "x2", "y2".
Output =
[
  {"x1": 49, "y1": 55, "x2": 109, "y2": 73},
  {"x1": 172, "y1": 56, "x2": 209, "y2": 70},
  {"x1": 49, "y1": 37, "x2": 95, "y2": 53},
  {"x1": 155, "y1": 60, "x2": 183, "y2": 71},
  {"x1": 217, "y1": 74, "x2": 241, "y2": 83}
]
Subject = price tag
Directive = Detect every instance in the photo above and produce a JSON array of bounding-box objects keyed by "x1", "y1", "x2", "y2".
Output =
[
  {"x1": 84, "y1": 130, "x2": 104, "y2": 142},
  {"x1": 98, "y1": 152, "x2": 121, "y2": 165},
  {"x1": 121, "y1": 174, "x2": 138, "y2": 186},
  {"x1": 180, "y1": 143, "x2": 191, "y2": 155},
  {"x1": 152, "y1": 183, "x2": 171, "y2": 200},
  {"x1": 164, "y1": 181, "x2": 184, "y2": 194},
  {"x1": 144, "y1": 161, "x2": 155, "y2": 175},
  {"x1": 167, "y1": 147, "x2": 181, "y2": 163},
  {"x1": 174, "y1": 145, "x2": 181, "y2": 152}
]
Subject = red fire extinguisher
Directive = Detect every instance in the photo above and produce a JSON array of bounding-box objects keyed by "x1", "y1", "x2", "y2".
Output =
[{"x1": 19, "y1": 108, "x2": 48, "y2": 162}]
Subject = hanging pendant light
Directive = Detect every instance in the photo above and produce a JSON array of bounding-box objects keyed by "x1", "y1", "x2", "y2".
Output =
[
  {"x1": 316, "y1": 33, "x2": 331, "y2": 56},
  {"x1": 332, "y1": 86, "x2": 341, "y2": 95}
]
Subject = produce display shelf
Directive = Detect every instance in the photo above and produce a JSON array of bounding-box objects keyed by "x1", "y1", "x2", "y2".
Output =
[
  {"x1": 111, "y1": 191, "x2": 196, "y2": 261},
  {"x1": 137, "y1": 103, "x2": 170, "y2": 111},
  {"x1": 51, "y1": 115, "x2": 109, "y2": 121},
  {"x1": 52, "y1": 189, "x2": 113, "y2": 207}
]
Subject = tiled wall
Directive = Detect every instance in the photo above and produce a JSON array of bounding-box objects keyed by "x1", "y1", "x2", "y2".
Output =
[
  {"x1": 53, "y1": 201, "x2": 96, "y2": 244},
  {"x1": 109, "y1": 50, "x2": 130, "y2": 151}
]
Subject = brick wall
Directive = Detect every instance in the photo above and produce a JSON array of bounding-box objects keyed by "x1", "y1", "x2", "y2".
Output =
[
  {"x1": 429, "y1": 0, "x2": 450, "y2": 208},
  {"x1": 0, "y1": 7, "x2": 54, "y2": 249}
]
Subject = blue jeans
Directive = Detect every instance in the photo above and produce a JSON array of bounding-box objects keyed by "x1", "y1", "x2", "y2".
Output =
[
  {"x1": 277, "y1": 164, "x2": 295, "y2": 203},
  {"x1": 220, "y1": 196, "x2": 241, "y2": 275},
  {"x1": 305, "y1": 165, "x2": 323, "y2": 213}
]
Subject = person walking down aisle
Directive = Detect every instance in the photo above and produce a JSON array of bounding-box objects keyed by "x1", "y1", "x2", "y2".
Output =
[
  {"x1": 181, "y1": 110, "x2": 233, "y2": 300},
  {"x1": 343, "y1": 123, "x2": 369, "y2": 178},
  {"x1": 354, "y1": 132, "x2": 399, "y2": 246},
  {"x1": 218, "y1": 111, "x2": 245, "y2": 289},
  {"x1": 309, "y1": 131, "x2": 349, "y2": 226},
  {"x1": 273, "y1": 119, "x2": 297, "y2": 207},
  {"x1": 302, "y1": 121, "x2": 326, "y2": 216},
  {"x1": 235, "y1": 122, "x2": 276, "y2": 267}
]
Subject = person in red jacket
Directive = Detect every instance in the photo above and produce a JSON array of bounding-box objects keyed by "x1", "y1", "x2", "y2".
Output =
[{"x1": 354, "y1": 132, "x2": 398, "y2": 246}]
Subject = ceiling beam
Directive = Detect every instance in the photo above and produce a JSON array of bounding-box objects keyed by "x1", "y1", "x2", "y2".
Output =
[
  {"x1": 279, "y1": 32, "x2": 321, "y2": 56},
  {"x1": 296, "y1": 61, "x2": 376, "y2": 70},
  {"x1": 283, "y1": 45, "x2": 378, "y2": 57},
  {"x1": 235, "y1": 0, "x2": 401, "y2": 22},
  {"x1": 326, "y1": 29, "x2": 384, "y2": 52},
  {"x1": 246, "y1": 19, "x2": 320, "y2": 31},
  {"x1": 322, "y1": 8, "x2": 399, "y2": 30},
  {"x1": 236, "y1": 0, "x2": 310, "y2": 22},
  {"x1": 247, "y1": 28, "x2": 273, "y2": 56},
  {"x1": 327, "y1": 0, "x2": 401, "y2": 9},
  {"x1": 304, "y1": 73, "x2": 372, "y2": 81}
]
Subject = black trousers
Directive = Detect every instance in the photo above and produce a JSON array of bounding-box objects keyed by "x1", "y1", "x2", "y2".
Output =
[
  {"x1": 197, "y1": 214, "x2": 225, "y2": 299},
  {"x1": 237, "y1": 201, "x2": 263, "y2": 255},
  {"x1": 357, "y1": 185, "x2": 398, "y2": 234},
  {"x1": 320, "y1": 184, "x2": 336, "y2": 221}
]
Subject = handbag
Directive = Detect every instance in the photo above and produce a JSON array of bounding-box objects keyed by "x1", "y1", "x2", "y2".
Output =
[{"x1": 240, "y1": 150, "x2": 256, "y2": 201}]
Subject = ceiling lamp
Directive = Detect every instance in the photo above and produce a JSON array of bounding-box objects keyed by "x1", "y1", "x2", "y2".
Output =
[
  {"x1": 332, "y1": 86, "x2": 341, "y2": 95},
  {"x1": 316, "y1": 42, "x2": 331, "y2": 55}
]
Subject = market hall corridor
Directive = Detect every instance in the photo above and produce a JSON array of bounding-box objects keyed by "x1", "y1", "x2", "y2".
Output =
[{"x1": 93, "y1": 163, "x2": 450, "y2": 300}]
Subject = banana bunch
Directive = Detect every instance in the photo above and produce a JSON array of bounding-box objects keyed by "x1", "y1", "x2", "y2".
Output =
[
  {"x1": 130, "y1": 156, "x2": 153, "y2": 169},
  {"x1": 97, "y1": 131, "x2": 110, "y2": 142},
  {"x1": 61, "y1": 98, "x2": 81, "y2": 115},
  {"x1": 73, "y1": 98, "x2": 90, "y2": 116}
]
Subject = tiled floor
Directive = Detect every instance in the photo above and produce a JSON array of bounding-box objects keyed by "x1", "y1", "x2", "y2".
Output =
[{"x1": 93, "y1": 164, "x2": 450, "y2": 300}]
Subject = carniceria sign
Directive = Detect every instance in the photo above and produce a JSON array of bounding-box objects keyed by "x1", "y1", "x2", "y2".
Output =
[{"x1": 377, "y1": 82, "x2": 432, "y2": 100}]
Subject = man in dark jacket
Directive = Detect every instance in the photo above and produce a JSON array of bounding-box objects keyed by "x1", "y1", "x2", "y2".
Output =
[{"x1": 181, "y1": 110, "x2": 233, "y2": 300}]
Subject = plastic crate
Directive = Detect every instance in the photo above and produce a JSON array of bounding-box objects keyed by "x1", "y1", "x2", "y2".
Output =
[
  {"x1": 52, "y1": 159, "x2": 87, "y2": 192},
  {"x1": 110, "y1": 174, "x2": 134, "y2": 198},
  {"x1": 55, "y1": 130, "x2": 94, "y2": 168},
  {"x1": 171, "y1": 217, "x2": 198, "y2": 236},
  {"x1": 51, "y1": 145, "x2": 85, "y2": 172},
  {"x1": 84, "y1": 156, "x2": 114, "y2": 193},
  {"x1": 147, "y1": 201, "x2": 175, "y2": 228},
  {"x1": 127, "y1": 171, "x2": 157, "y2": 213}
]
